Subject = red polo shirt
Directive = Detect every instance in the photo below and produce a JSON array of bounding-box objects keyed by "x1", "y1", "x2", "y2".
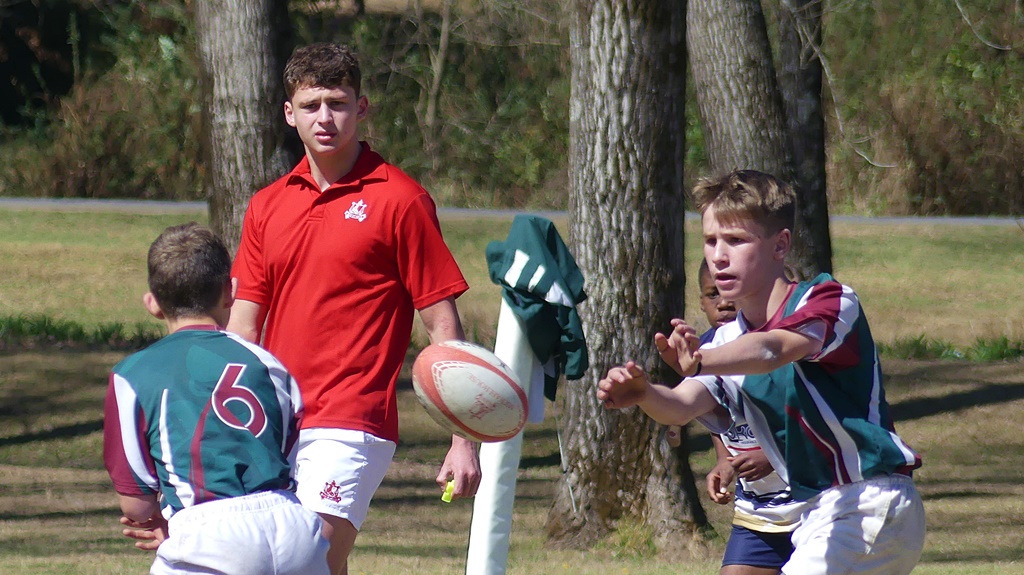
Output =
[{"x1": 232, "y1": 145, "x2": 469, "y2": 441}]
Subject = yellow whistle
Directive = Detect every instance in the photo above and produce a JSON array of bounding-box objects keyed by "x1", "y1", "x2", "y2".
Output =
[{"x1": 441, "y1": 480, "x2": 455, "y2": 503}]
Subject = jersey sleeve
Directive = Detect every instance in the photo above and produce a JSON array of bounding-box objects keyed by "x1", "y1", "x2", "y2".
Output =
[
  {"x1": 103, "y1": 373, "x2": 159, "y2": 497},
  {"x1": 232, "y1": 197, "x2": 270, "y2": 306},
  {"x1": 694, "y1": 386, "x2": 734, "y2": 436},
  {"x1": 283, "y1": 373, "x2": 303, "y2": 461},
  {"x1": 395, "y1": 193, "x2": 469, "y2": 309},
  {"x1": 772, "y1": 280, "x2": 863, "y2": 367},
  {"x1": 695, "y1": 321, "x2": 748, "y2": 433}
]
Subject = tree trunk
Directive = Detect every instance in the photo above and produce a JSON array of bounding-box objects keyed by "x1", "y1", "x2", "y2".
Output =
[
  {"x1": 777, "y1": 0, "x2": 832, "y2": 277},
  {"x1": 687, "y1": 0, "x2": 792, "y2": 183},
  {"x1": 550, "y1": 0, "x2": 710, "y2": 557},
  {"x1": 424, "y1": 0, "x2": 453, "y2": 174},
  {"x1": 192, "y1": 0, "x2": 298, "y2": 254}
]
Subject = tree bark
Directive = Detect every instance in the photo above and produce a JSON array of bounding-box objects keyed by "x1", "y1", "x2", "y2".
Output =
[
  {"x1": 687, "y1": 0, "x2": 792, "y2": 184},
  {"x1": 551, "y1": 0, "x2": 710, "y2": 557},
  {"x1": 192, "y1": 0, "x2": 298, "y2": 254},
  {"x1": 777, "y1": 0, "x2": 832, "y2": 277},
  {"x1": 424, "y1": 0, "x2": 453, "y2": 174}
]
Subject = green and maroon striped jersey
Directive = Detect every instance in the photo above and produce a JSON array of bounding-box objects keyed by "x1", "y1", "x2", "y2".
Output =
[{"x1": 104, "y1": 326, "x2": 302, "y2": 517}]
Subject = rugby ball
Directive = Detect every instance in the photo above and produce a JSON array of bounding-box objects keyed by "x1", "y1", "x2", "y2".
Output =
[{"x1": 411, "y1": 340, "x2": 528, "y2": 442}]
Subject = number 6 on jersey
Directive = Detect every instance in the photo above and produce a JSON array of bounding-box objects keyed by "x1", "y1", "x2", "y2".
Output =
[{"x1": 212, "y1": 363, "x2": 268, "y2": 437}]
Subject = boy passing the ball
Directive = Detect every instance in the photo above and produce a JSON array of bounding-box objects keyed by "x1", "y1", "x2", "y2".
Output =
[
  {"x1": 597, "y1": 170, "x2": 925, "y2": 575},
  {"x1": 227, "y1": 43, "x2": 478, "y2": 575},
  {"x1": 103, "y1": 223, "x2": 329, "y2": 575}
]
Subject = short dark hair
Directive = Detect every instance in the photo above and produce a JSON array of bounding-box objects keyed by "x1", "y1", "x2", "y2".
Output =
[
  {"x1": 147, "y1": 223, "x2": 231, "y2": 319},
  {"x1": 283, "y1": 43, "x2": 361, "y2": 98},
  {"x1": 692, "y1": 170, "x2": 795, "y2": 235}
]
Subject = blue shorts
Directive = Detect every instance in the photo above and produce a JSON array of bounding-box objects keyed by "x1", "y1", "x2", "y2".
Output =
[{"x1": 722, "y1": 525, "x2": 794, "y2": 569}]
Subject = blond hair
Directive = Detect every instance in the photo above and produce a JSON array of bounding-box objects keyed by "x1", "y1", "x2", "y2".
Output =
[{"x1": 692, "y1": 170, "x2": 795, "y2": 235}]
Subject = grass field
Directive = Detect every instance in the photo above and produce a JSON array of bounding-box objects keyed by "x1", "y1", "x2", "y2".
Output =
[
  {"x1": 2, "y1": 208, "x2": 1024, "y2": 350},
  {"x1": 1, "y1": 207, "x2": 1023, "y2": 573}
]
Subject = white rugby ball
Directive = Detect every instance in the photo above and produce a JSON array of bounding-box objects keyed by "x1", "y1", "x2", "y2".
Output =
[{"x1": 411, "y1": 340, "x2": 528, "y2": 443}]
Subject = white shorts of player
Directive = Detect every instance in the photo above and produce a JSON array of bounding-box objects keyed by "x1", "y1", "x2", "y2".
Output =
[
  {"x1": 292, "y1": 428, "x2": 397, "y2": 530},
  {"x1": 152, "y1": 490, "x2": 329, "y2": 575},
  {"x1": 783, "y1": 474, "x2": 925, "y2": 575}
]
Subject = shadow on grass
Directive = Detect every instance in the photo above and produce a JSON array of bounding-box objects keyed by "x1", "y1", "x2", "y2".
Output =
[
  {"x1": 521, "y1": 452, "x2": 560, "y2": 468},
  {"x1": 889, "y1": 382, "x2": 1024, "y2": 422},
  {"x1": 357, "y1": 542, "x2": 468, "y2": 559},
  {"x1": 919, "y1": 489, "x2": 1002, "y2": 501},
  {"x1": 0, "y1": 506, "x2": 117, "y2": 522},
  {"x1": 0, "y1": 419, "x2": 103, "y2": 446},
  {"x1": 0, "y1": 532, "x2": 135, "y2": 558},
  {"x1": 922, "y1": 548, "x2": 1024, "y2": 564}
]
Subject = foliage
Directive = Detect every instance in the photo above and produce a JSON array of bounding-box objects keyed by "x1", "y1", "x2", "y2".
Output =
[
  {"x1": 877, "y1": 335, "x2": 962, "y2": 361},
  {"x1": 821, "y1": 0, "x2": 1024, "y2": 215},
  {"x1": 876, "y1": 334, "x2": 1024, "y2": 362},
  {"x1": 0, "y1": 0, "x2": 203, "y2": 200},
  {"x1": 9, "y1": 305, "x2": 1022, "y2": 364},
  {"x1": 2, "y1": 0, "x2": 1023, "y2": 213},
  {"x1": 0, "y1": 314, "x2": 160, "y2": 351},
  {"x1": 965, "y1": 336, "x2": 1024, "y2": 362},
  {"x1": 292, "y1": 1, "x2": 572, "y2": 208},
  {"x1": 1, "y1": 0, "x2": 86, "y2": 126}
]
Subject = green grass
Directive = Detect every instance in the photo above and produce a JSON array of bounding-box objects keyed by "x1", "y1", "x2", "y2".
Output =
[
  {"x1": 0, "y1": 208, "x2": 516, "y2": 350},
  {"x1": 4, "y1": 209, "x2": 1024, "y2": 357},
  {"x1": 3, "y1": 207, "x2": 1024, "y2": 573},
  {"x1": 0, "y1": 314, "x2": 161, "y2": 351},
  {"x1": 822, "y1": 221, "x2": 1024, "y2": 348},
  {"x1": 0, "y1": 210, "x2": 201, "y2": 329},
  {"x1": 1, "y1": 352, "x2": 1023, "y2": 573}
]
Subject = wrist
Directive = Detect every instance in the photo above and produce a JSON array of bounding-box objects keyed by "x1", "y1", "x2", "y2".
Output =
[
  {"x1": 452, "y1": 434, "x2": 479, "y2": 451},
  {"x1": 690, "y1": 360, "x2": 703, "y2": 377}
]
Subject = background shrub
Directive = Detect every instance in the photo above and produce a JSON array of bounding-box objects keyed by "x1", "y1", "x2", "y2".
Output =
[
  {"x1": 823, "y1": 0, "x2": 1024, "y2": 216},
  {"x1": 0, "y1": 1, "x2": 203, "y2": 200},
  {"x1": 1, "y1": 0, "x2": 1021, "y2": 214}
]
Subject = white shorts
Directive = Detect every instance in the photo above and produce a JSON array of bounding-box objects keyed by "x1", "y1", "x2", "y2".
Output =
[
  {"x1": 152, "y1": 490, "x2": 329, "y2": 575},
  {"x1": 784, "y1": 474, "x2": 925, "y2": 575},
  {"x1": 292, "y1": 428, "x2": 397, "y2": 530}
]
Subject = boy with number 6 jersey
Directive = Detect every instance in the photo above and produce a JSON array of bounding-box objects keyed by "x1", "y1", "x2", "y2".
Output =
[{"x1": 103, "y1": 222, "x2": 329, "y2": 575}]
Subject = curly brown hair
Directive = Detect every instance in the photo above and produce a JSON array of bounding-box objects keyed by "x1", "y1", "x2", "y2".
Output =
[{"x1": 283, "y1": 43, "x2": 361, "y2": 98}]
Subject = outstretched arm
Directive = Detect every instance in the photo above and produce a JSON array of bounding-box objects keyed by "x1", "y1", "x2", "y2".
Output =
[
  {"x1": 596, "y1": 362, "x2": 719, "y2": 425},
  {"x1": 655, "y1": 318, "x2": 824, "y2": 378},
  {"x1": 419, "y1": 297, "x2": 481, "y2": 500},
  {"x1": 699, "y1": 328, "x2": 822, "y2": 376}
]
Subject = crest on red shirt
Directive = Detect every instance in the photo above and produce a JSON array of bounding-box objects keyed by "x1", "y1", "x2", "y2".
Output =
[{"x1": 345, "y1": 200, "x2": 368, "y2": 222}]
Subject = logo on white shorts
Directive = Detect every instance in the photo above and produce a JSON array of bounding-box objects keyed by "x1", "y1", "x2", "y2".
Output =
[
  {"x1": 345, "y1": 200, "x2": 368, "y2": 222},
  {"x1": 320, "y1": 480, "x2": 343, "y2": 503}
]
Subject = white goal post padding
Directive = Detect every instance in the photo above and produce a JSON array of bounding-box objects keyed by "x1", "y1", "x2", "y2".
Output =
[{"x1": 465, "y1": 299, "x2": 544, "y2": 575}]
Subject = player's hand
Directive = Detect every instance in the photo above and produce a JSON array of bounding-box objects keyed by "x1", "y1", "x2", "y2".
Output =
[
  {"x1": 436, "y1": 435, "x2": 481, "y2": 499},
  {"x1": 729, "y1": 449, "x2": 774, "y2": 482},
  {"x1": 119, "y1": 515, "x2": 168, "y2": 551},
  {"x1": 596, "y1": 362, "x2": 650, "y2": 410},
  {"x1": 654, "y1": 319, "x2": 703, "y2": 377},
  {"x1": 705, "y1": 460, "x2": 735, "y2": 505}
]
